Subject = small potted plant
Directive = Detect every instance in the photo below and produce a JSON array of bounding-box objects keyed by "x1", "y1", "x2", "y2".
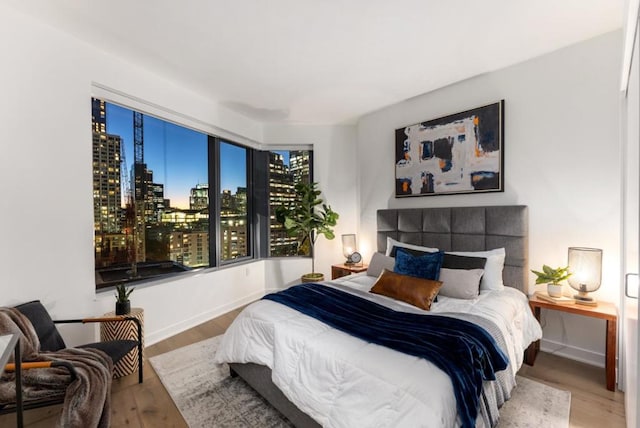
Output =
[
  {"x1": 531, "y1": 265, "x2": 572, "y2": 297},
  {"x1": 114, "y1": 283, "x2": 134, "y2": 315}
]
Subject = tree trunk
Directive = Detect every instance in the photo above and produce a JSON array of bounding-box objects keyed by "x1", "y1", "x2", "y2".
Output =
[{"x1": 310, "y1": 232, "x2": 316, "y2": 273}]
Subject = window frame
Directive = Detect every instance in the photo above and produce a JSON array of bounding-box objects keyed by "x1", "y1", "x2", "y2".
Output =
[
  {"x1": 215, "y1": 138, "x2": 254, "y2": 266},
  {"x1": 91, "y1": 92, "x2": 313, "y2": 291}
]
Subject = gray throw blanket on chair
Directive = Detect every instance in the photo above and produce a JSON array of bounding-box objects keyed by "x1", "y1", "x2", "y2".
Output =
[{"x1": 0, "y1": 307, "x2": 113, "y2": 428}]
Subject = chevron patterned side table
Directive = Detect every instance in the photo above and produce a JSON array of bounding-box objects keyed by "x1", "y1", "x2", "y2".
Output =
[{"x1": 100, "y1": 307, "x2": 144, "y2": 379}]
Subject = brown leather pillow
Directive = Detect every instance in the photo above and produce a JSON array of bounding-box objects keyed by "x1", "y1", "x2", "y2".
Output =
[{"x1": 370, "y1": 269, "x2": 443, "y2": 310}]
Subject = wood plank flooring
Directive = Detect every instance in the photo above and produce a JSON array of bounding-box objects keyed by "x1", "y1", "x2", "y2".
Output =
[{"x1": 1, "y1": 306, "x2": 626, "y2": 427}]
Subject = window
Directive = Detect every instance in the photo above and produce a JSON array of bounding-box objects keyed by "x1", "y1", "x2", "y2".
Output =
[
  {"x1": 92, "y1": 98, "x2": 312, "y2": 290},
  {"x1": 92, "y1": 99, "x2": 210, "y2": 289},
  {"x1": 268, "y1": 150, "x2": 312, "y2": 256},
  {"x1": 219, "y1": 141, "x2": 248, "y2": 261}
]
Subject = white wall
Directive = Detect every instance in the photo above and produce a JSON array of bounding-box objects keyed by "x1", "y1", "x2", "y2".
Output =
[
  {"x1": 356, "y1": 31, "x2": 623, "y2": 366},
  {"x1": 0, "y1": 4, "x2": 268, "y2": 346}
]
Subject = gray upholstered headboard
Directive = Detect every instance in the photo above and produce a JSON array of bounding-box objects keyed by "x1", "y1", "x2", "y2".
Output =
[{"x1": 377, "y1": 206, "x2": 529, "y2": 293}]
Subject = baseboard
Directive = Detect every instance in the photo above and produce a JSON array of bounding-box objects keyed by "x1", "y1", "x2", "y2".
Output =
[
  {"x1": 540, "y1": 338, "x2": 605, "y2": 368},
  {"x1": 145, "y1": 290, "x2": 266, "y2": 346}
]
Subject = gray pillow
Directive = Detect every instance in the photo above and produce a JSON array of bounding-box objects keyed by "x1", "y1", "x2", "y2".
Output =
[
  {"x1": 367, "y1": 252, "x2": 395, "y2": 277},
  {"x1": 437, "y1": 268, "x2": 485, "y2": 299}
]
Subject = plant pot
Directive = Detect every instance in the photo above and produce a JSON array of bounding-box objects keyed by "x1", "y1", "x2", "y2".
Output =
[
  {"x1": 547, "y1": 283, "x2": 563, "y2": 298},
  {"x1": 115, "y1": 300, "x2": 131, "y2": 315},
  {"x1": 301, "y1": 273, "x2": 324, "y2": 283}
]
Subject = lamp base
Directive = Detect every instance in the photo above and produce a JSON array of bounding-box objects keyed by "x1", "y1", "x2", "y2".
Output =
[{"x1": 573, "y1": 294, "x2": 598, "y2": 306}]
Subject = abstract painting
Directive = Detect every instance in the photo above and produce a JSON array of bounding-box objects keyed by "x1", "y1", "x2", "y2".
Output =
[{"x1": 395, "y1": 101, "x2": 504, "y2": 197}]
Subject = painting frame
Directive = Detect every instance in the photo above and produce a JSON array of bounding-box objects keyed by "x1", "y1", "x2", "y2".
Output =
[{"x1": 394, "y1": 100, "x2": 504, "y2": 198}]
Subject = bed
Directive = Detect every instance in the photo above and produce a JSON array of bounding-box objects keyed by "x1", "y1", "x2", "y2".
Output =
[{"x1": 215, "y1": 205, "x2": 542, "y2": 428}]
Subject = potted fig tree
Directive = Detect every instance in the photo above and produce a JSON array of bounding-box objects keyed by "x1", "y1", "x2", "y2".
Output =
[{"x1": 276, "y1": 181, "x2": 339, "y2": 282}]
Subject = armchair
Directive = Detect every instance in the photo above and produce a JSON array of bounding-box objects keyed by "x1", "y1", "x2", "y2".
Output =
[
  {"x1": 13, "y1": 300, "x2": 143, "y2": 384},
  {"x1": 0, "y1": 300, "x2": 143, "y2": 424}
]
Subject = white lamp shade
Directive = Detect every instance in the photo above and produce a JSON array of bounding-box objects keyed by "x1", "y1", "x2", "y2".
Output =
[
  {"x1": 341, "y1": 234, "x2": 356, "y2": 258},
  {"x1": 567, "y1": 247, "x2": 602, "y2": 293}
]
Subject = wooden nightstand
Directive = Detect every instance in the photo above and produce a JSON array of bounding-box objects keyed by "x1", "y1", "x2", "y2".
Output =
[
  {"x1": 331, "y1": 263, "x2": 368, "y2": 279},
  {"x1": 524, "y1": 294, "x2": 618, "y2": 391}
]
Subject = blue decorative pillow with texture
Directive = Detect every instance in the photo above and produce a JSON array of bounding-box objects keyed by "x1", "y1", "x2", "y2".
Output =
[{"x1": 393, "y1": 247, "x2": 444, "y2": 280}]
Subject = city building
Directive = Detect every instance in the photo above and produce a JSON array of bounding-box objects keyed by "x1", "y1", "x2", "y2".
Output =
[
  {"x1": 92, "y1": 132, "x2": 122, "y2": 235},
  {"x1": 92, "y1": 99, "x2": 125, "y2": 268},
  {"x1": 220, "y1": 214, "x2": 247, "y2": 261},
  {"x1": 92, "y1": 99, "x2": 122, "y2": 235},
  {"x1": 268, "y1": 152, "x2": 299, "y2": 256},
  {"x1": 169, "y1": 231, "x2": 209, "y2": 267},
  {"x1": 190, "y1": 184, "x2": 209, "y2": 210},
  {"x1": 289, "y1": 150, "x2": 311, "y2": 185}
]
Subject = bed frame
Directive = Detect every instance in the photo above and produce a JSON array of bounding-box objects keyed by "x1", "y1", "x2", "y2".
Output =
[
  {"x1": 377, "y1": 205, "x2": 529, "y2": 292},
  {"x1": 229, "y1": 205, "x2": 529, "y2": 427}
]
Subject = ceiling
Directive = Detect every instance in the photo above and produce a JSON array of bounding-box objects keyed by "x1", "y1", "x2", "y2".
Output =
[{"x1": 7, "y1": 0, "x2": 624, "y2": 125}]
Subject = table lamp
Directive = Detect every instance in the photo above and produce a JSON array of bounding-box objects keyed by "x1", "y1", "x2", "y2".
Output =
[
  {"x1": 341, "y1": 234, "x2": 361, "y2": 265},
  {"x1": 567, "y1": 247, "x2": 602, "y2": 306}
]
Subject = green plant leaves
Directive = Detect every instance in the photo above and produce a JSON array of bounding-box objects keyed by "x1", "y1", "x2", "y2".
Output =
[
  {"x1": 531, "y1": 265, "x2": 571, "y2": 285},
  {"x1": 275, "y1": 181, "x2": 339, "y2": 272},
  {"x1": 115, "y1": 283, "x2": 134, "y2": 302}
]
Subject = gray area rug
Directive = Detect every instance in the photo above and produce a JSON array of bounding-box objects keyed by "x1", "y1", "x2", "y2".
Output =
[{"x1": 149, "y1": 336, "x2": 571, "y2": 427}]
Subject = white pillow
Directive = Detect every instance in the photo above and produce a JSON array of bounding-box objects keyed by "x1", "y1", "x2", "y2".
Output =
[
  {"x1": 385, "y1": 237, "x2": 439, "y2": 256},
  {"x1": 448, "y1": 248, "x2": 506, "y2": 291},
  {"x1": 437, "y1": 268, "x2": 485, "y2": 299}
]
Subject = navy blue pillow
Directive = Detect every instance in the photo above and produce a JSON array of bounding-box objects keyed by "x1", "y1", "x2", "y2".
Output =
[
  {"x1": 442, "y1": 253, "x2": 486, "y2": 270},
  {"x1": 393, "y1": 247, "x2": 444, "y2": 280}
]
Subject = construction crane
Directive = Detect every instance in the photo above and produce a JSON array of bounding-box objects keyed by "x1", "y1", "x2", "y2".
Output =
[
  {"x1": 134, "y1": 111, "x2": 144, "y2": 166},
  {"x1": 118, "y1": 111, "x2": 146, "y2": 278},
  {"x1": 120, "y1": 141, "x2": 137, "y2": 277}
]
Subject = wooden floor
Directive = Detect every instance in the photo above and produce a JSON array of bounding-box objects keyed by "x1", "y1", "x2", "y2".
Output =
[{"x1": 1, "y1": 306, "x2": 626, "y2": 428}]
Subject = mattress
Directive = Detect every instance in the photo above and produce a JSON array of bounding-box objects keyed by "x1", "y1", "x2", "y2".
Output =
[{"x1": 215, "y1": 274, "x2": 542, "y2": 427}]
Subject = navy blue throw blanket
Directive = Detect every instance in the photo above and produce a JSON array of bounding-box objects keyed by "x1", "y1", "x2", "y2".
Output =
[{"x1": 263, "y1": 283, "x2": 508, "y2": 428}]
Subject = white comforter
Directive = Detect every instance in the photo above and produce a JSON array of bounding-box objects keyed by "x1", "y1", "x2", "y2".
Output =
[{"x1": 215, "y1": 274, "x2": 542, "y2": 428}]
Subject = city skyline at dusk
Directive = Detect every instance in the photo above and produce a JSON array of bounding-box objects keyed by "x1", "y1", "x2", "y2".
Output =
[
  {"x1": 93, "y1": 97, "x2": 311, "y2": 287},
  {"x1": 106, "y1": 102, "x2": 247, "y2": 209}
]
